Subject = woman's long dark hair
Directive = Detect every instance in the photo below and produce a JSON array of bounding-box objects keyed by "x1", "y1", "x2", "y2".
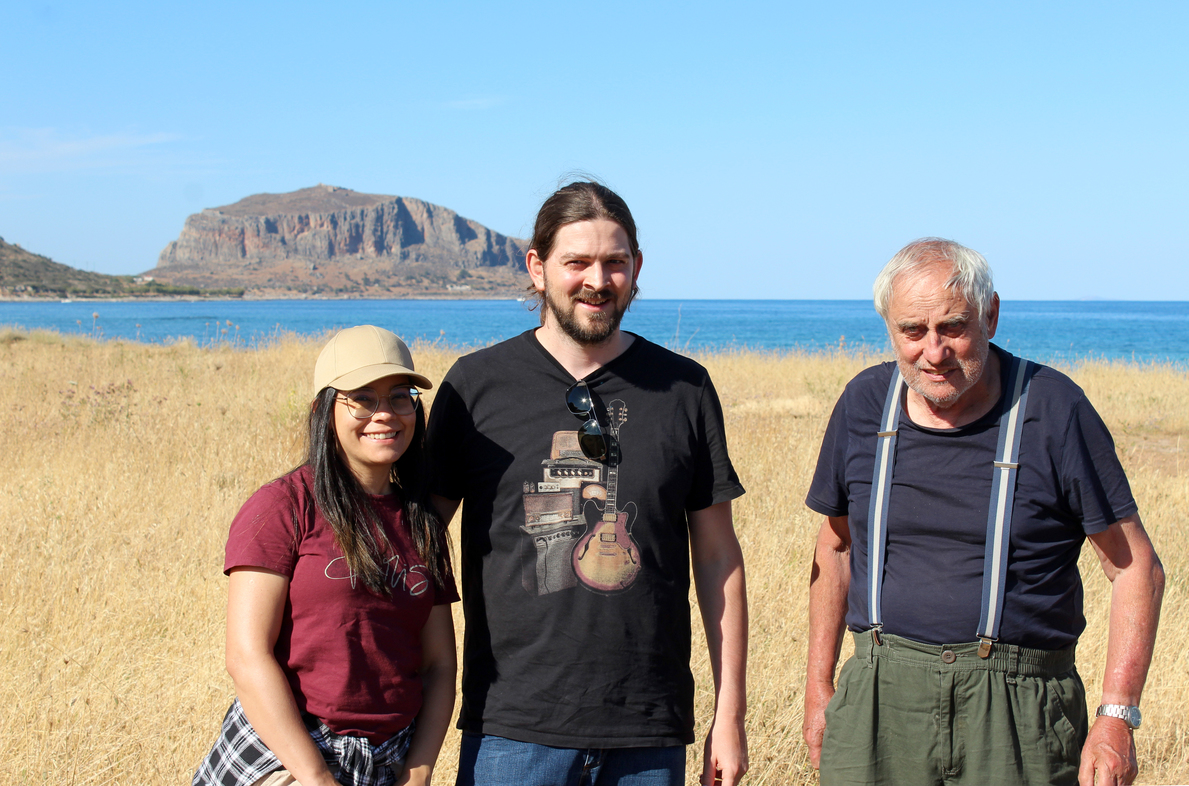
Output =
[{"x1": 305, "y1": 386, "x2": 450, "y2": 595}]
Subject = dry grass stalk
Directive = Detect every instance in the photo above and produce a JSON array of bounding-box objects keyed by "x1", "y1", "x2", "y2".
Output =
[{"x1": 0, "y1": 331, "x2": 1183, "y2": 785}]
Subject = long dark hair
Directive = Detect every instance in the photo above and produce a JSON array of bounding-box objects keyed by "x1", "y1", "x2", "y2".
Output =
[{"x1": 305, "y1": 386, "x2": 450, "y2": 595}]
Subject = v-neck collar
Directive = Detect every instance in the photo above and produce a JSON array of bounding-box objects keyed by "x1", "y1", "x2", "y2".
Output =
[{"x1": 524, "y1": 328, "x2": 645, "y2": 384}]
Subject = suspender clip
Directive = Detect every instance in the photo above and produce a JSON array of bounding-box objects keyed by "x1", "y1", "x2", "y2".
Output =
[
  {"x1": 978, "y1": 636, "x2": 996, "y2": 659},
  {"x1": 871, "y1": 626, "x2": 883, "y2": 646}
]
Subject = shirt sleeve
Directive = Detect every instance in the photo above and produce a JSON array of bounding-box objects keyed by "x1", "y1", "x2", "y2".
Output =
[
  {"x1": 224, "y1": 477, "x2": 302, "y2": 576},
  {"x1": 425, "y1": 362, "x2": 471, "y2": 502},
  {"x1": 684, "y1": 374, "x2": 745, "y2": 511},
  {"x1": 433, "y1": 562, "x2": 461, "y2": 606},
  {"x1": 805, "y1": 394, "x2": 850, "y2": 518},
  {"x1": 431, "y1": 525, "x2": 461, "y2": 605},
  {"x1": 1058, "y1": 394, "x2": 1138, "y2": 534}
]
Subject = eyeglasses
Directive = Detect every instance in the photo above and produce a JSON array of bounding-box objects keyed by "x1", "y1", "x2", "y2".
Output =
[
  {"x1": 565, "y1": 380, "x2": 607, "y2": 461},
  {"x1": 336, "y1": 387, "x2": 420, "y2": 418}
]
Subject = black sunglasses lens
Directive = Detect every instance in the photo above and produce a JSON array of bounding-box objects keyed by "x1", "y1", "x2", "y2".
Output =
[
  {"x1": 566, "y1": 382, "x2": 593, "y2": 416},
  {"x1": 577, "y1": 418, "x2": 607, "y2": 461}
]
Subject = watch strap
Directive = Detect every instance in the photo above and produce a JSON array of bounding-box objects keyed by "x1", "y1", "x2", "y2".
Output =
[{"x1": 1095, "y1": 704, "x2": 1141, "y2": 730}]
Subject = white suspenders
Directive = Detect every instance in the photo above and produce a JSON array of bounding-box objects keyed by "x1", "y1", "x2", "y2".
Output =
[
  {"x1": 866, "y1": 356, "x2": 1035, "y2": 658},
  {"x1": 865, "y1": 373, "x2": 905, "y2": 638}
]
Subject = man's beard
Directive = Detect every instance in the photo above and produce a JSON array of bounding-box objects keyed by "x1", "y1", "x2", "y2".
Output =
[
  {"x1": 898, "y1": 339, "x2": 990, "y2": 408},
  {"x1": 544, "y1": 285, "x2": 632, "y2": 346}
]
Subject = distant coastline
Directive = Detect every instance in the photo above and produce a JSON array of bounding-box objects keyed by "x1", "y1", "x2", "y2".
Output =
[
  {"x1": 6, "y1": 293, "x2": 1186, "y2": 304},
  {"x1": 0, "y1": 292, "x2": 525, "y2": 304},
  {"x1": 3, "y1": 299, "x2": 1187, "y2": 364}
]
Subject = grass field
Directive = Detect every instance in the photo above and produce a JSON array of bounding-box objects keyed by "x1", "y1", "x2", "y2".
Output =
[{"x1": 0, "y1": 330, "x2": 1184, "y2": 785}]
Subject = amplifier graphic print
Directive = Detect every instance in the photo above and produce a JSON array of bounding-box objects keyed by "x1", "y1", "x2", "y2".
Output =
[
  {"x1": 519, "y1": 411, "x2": 641, "y2": 596},
  {"x1": 520, "y1": 432, "x2": 606, "y2": 595}
]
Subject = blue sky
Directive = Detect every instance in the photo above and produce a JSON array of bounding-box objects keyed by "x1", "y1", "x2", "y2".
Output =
[{"x1": 3, "y1": 1, "x2": 1187, "y2": 300}]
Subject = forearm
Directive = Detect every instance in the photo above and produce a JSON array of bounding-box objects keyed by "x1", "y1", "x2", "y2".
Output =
[
  {"x1": 805, "y1": 531, "x2": 850, "y2": 692},
  {"x1": 689, "y1": 503, "x2": 748, "y2": 720},
  {"x1": 695, "y1": 553, "x2": 749, "y2": 720},
  {"x1": 1088, "y1": 515, "x2": 1165, "y2": 707},
  {"x1": 230, "y1": 656, "x2": 338, "y2": 786},
  {"x1": 802, "y1": 516, "x2": 851, "y2": 768},
  {"x1": 1078, "y1": 515, "x2": 1165, "y2": 786},
  {"x1": 398, "y1": 659, "x2": 457, "y2": 785},
  {"x1": 226, "y1": 568, "x2": 338, "y2": 786},
  {"x1": 1099, "y1": 545, "x2": 1164, "y2": 706},
  {"x1": 688, "y1": 502, "x2": 749, "y2": 785},
  {"x1": 694, "y1": 551, "x2": 748, "y2": 786}
]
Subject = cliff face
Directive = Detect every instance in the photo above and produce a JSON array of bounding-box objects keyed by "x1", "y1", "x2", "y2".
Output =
[{"x1": 149, "y1": 185, "x2": 529, "y2": 297}]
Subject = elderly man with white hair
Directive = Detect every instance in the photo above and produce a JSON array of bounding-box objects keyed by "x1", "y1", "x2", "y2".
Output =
[{"x1": 801, "y1": 238, "x2": 1164, "y2": 786}]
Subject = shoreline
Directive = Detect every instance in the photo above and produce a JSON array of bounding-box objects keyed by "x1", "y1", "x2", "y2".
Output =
[
  {"x1": 4, "y1": 301, "x2": 1188, "y2": 366},
  {"x1": 0, "y1": 293, "x2": 528, "y2": 304},
  {"x1": 3, "y1": 325, "x2": 1187, "y2": 371},
  {"x1": 4, "y1": 293, "x2": 1189, "y2": 304}
]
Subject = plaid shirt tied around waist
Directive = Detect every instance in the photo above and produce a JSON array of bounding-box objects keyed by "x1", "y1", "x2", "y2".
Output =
[{"x1": 193, "y1": 698, "x2": 415, "y2": 786}]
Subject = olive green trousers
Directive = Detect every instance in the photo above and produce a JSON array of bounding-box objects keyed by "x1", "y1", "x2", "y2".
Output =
[{"x1": 820, "y1": 632, "x2": 1087, "y2": 786}]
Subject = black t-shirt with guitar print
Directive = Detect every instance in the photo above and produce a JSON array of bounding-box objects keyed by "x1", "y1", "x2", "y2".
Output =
[{"x1": 427, "y1": 330, "x2": 744, "y2": 748}]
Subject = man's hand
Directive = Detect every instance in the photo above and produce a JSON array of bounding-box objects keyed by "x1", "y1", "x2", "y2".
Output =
[
  {"x1": 1079, "y1": 716, "x2": 1137, "y2": 786},
  {"x1": 802, "y1": 678, "x2": 834, "y2": 769},
  {"x1": 701, "y1": 713, "x2": 748, "y2": 786}
]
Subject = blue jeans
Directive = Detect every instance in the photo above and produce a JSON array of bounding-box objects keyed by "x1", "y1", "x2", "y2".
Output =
[{"x1": 456, "y1": 733, "x2": 686, "y2": 786}]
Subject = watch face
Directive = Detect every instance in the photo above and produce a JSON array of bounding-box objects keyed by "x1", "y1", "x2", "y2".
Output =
[{"x1": 1127, "y1": 706, "x2": 1142, "y2": 729}]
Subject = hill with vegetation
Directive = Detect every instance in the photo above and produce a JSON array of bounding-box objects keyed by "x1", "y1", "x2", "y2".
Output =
[
  {"x1": 1, "y1": 236, "x2": 125, "y2": 297},
  {"x1": 0, "y1": 236, "x2": 243, "y2": 299}
]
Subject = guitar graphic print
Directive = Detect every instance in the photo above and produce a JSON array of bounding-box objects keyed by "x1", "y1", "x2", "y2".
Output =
[{"x1": 572, "y1": 399, "x2": 641, "y2": 592}]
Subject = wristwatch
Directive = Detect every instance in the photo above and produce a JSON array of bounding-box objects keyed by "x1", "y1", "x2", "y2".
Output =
[{"x1": 1096, "y1": 704, "x2": 1142, "y2": 730}]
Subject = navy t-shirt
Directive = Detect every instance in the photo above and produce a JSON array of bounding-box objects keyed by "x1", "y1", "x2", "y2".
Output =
[{"x1": 805, "y1": 345, "x2": 1136, "y2": 649}]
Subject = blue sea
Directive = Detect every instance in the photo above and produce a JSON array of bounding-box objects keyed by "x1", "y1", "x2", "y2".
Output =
[{"x1": 1, "y1": 299, "x2": 1187, "y2": 365}]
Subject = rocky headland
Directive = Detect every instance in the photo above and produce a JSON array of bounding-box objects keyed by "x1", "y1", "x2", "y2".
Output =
[{"x1": 145, "y1": 184, "x2": 531, "y2": 298}]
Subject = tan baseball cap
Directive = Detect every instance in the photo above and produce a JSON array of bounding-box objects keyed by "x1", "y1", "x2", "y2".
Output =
[{"x1": 314, "y1": 325, "x2": 433, "y2": 392}]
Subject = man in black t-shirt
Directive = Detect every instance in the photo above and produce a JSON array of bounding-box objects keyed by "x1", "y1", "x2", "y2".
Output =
[
  {"x1": 427, "y1": 182, "x2": 748, "y2": 786},
  {"x1": 802, "y1": 238, "x2": 1164, "y2": 786}
]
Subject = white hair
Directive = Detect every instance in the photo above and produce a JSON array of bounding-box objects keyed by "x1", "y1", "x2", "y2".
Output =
[{"x1": 873, "y1": 238, "x2": 996, "y2": 325}]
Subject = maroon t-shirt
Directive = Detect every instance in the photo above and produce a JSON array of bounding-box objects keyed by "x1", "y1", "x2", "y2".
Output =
[{"x1": 225, "y1": 465, "x2": 458, "y2": 741}]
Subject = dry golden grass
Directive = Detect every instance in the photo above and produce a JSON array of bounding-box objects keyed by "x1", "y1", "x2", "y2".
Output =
[{"x1": 0, "y1": 332, "x2": 1184, "y2": 785}]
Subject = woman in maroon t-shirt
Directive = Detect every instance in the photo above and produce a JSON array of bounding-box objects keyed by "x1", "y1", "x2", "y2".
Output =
[{"x1": 195, "y1": 326, "x2": 458, "y2": 786}]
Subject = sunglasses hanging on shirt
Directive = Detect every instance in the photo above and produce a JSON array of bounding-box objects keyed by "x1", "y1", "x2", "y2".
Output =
[{"x1": 565, "y1": 380, "x2": 608, "y2": 462}]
